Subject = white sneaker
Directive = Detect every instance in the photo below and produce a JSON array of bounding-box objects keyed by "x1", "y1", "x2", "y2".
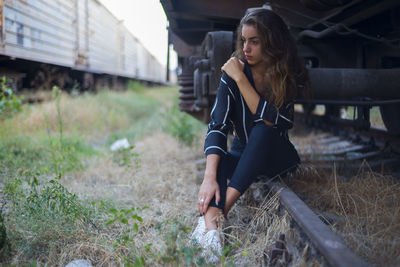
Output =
[
  {"x1": 191, "y1": 216, "x2": 206, "y2": 246},
  {"x1": 201, "y1": 229, "x2": 223, "y2": 264}
]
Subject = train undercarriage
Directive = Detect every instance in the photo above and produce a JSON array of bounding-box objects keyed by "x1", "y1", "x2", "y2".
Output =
[{"x1": 161, "y1": 0, "x2": 400, "y2": 135}]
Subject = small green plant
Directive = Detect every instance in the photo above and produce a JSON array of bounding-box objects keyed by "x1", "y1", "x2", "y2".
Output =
[
  {"x1": 106, "y1": 206, "x2": 148, "y2": 245},
  {"x1": 105, "y1": 205, "x2": 149, "y2": 265},
  {"x1": 52, "y1": 86, "x2": 63, "y2": 141},
  {"x1": 112, "y1": 145, "x2": 140, "y2": 168},
  {"x1": 1, "y1": 171, "x2": 97, "y2": 261},
  {"x1": 0, "y1": 207, "x2": 8, "y2": 251},
  {"x1": 163, "y1": 105, "x2": 204, "y2": 146},
  {"x1": 45, "y1": 86, "x2": 94, "y2": 175},
  {"x1": 3, "y1": 171, "x2": 95, "y2": 225},
  {"x1": 0, "y1": 76, "x2": 22, "y2": 119},
  {"x1": 155, "y1": 218, "x2": 205, "y2": 266},
  {"x1": 128, "y1": 80, "x2": 146, "y2": 93}
]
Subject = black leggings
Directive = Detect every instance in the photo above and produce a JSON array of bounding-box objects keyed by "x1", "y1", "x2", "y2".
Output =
[{"x1": 209, "y1": 122, "x2": 300, "y2": 212}]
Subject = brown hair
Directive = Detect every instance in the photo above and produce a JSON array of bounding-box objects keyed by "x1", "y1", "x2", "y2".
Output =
[{"x1": 235, "y1": 8, "x2": 310, "y2": 108}]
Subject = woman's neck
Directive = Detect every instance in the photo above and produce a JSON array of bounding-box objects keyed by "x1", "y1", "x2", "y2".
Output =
[
  {"x1": 250, "y1": 61, "x2": 270, "y2": 79},
  {"x1": 249, "y1": 61, "x2": 273, "y2": 98}
]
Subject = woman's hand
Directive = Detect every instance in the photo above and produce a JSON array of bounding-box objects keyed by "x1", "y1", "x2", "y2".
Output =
[
  {"x1": 198, "y1": 174, "x2": 220, "y2": 215},
  {"x1": 221, "y1": 57, "x2": 245, "y2": 82}
]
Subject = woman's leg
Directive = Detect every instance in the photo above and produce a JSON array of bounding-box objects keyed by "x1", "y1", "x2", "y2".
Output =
[
  {"x1": 225, "y1": 123, "x2": 299, "y2": 214},
  {"x1": 204, "y1": 124, "x2": 299, "y2": 228},
  {"x1": 224, "y1": 187, "x2": 241, "y2": 217},
  {"x1": 205, "y1": 152, "x2": 240, "y2": 230},
  {"x1": 204, "y1": 186, "x2": 241, "y2": 229}
]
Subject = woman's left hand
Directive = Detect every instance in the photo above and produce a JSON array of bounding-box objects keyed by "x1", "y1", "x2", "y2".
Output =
[{"x1": 221, "y1": 57, "x2": 245, "y2": 82}]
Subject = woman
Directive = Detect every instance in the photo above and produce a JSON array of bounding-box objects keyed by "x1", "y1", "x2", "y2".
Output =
[{"x1": 192, "y1": 8, "x2": 310, "y2": 262}]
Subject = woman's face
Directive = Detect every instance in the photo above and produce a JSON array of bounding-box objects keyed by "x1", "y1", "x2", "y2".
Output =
[{"x1": 241, "y1": 24, "x2": 263, "y2": 66}]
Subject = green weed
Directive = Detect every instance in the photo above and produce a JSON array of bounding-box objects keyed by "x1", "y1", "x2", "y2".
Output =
[
  {"x1": 106, "y1": 206, "x2": 148, "y2": 246},
  {"x1": 163, "y1": 105, "x2": 204, "y2": 146},
  {"x1": 112, "y1": 145, "x2": 140, "y2": 168},
  {"x1": 1, "y1": 173, "x2": 97, "y2": 261},
  {"x1": 128, "y1": 80, "x2": 147, "y2": 93},
  {"x1": 0, "y1": 76, "x2": 22, "y2": 120},
  {"x1": 0, "y1": 135, "x2": 95, "y2": 180}
]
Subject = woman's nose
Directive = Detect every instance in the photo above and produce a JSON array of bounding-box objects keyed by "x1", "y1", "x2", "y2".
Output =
[{"x1": 243, "y1": 42, "x2": 250, "y2": 53}]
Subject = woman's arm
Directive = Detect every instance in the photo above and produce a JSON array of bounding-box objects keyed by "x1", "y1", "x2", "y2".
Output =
[
  {"x1": 198, "y1": 154, "x2": 221, "y2": 215},
  {"x1": 204, "y1": 72, "x2": 233, "y2": 156},
  {"x1": 200, "y1": 73, "x2": 233, "y2": 214},
  {"x1": 222, "y1": 57, "x2": 274, "y2": 126}
]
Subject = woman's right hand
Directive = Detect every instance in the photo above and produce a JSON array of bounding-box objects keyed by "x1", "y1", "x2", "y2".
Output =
[{"x1": 198, "y1": 174, "x2": 220, "y2": 215}]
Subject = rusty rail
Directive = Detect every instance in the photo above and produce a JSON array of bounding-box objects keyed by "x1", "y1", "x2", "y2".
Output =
[{"x1": 267, "y1": 181, "x2": 369, "y2": 267}]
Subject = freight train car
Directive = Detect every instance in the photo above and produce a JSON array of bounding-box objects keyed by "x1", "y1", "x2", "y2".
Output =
[
  {"x1": 0, "y1": 0, "x2": 165, "y2": 91},
  {"x1": 161, "y1": 0, "x2": 400, "y2": 134}
]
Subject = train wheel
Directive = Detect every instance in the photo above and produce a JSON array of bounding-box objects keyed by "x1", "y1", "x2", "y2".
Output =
[{"x1": 380, "y1": 104, "x2": 400, "y2": 135}]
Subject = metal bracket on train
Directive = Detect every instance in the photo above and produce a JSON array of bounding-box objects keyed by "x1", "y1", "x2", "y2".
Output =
[
  {"x1": 297, "y1": 97, "x2": 400, "y2": 133},
  {"x1": 326, "y1": 98, "x2": 372, "y2": 131}
]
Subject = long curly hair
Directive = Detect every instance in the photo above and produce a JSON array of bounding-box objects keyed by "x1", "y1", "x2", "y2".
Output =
[{"x1": 235, "y1": 8, "x2": 310, "y2": 108}]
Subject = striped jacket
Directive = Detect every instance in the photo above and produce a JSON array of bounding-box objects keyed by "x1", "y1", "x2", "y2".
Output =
[{"x1": 204, "y1": 63, "x2": 295, "y2": 156}]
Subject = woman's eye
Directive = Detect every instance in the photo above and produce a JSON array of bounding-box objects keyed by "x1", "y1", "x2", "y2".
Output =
[{"x1": 252, "y1": 40, "x2": 259, "y2": 45}]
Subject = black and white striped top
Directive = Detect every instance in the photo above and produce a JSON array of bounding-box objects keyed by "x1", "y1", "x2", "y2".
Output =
[{"x1": 204, "y1": 63, "x2": 295, "y2": 156}]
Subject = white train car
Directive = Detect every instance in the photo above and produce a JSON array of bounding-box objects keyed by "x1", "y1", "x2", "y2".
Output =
[{"x1": 0, "y1": 0, "x2": 165, "y2": 90}]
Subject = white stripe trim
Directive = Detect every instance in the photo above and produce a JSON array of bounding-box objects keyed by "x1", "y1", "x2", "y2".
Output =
[
  {"x1": 260, "y1": 101, "x2": 267, "y2": 118},
  {"x1": 227, "y1": 87, "x2": 236, "y2": 101},
  {"x1": 254, "y1": 118, "x2": 263, "y2": 122},
  {"x1": 275, "y1": 110, "x2": 279, "y2": 124},
  {"x1": 279, "y1": 114, "x2": 293, "y2": 123},
  {"x1": 221, "y1": 78, "x2": 236, "y2": 101},
  {"x1": 223, "y1": 95, "x2": 230, "y2": 124},
  {"x1": 210, "y1": 98, "x2": 218, "y2": 117},
  {"x1": 204, "y1": 146, "x2": 227, "y2": 154},
  {"x1": 240, "y1": 95, "x2": 248, "y2": 143},
  {"x1": 206, "y1": 130, "x2": 227, "y2": 138}
]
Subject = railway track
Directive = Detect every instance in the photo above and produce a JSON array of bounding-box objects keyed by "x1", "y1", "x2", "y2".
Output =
[
  {"x1": 293, "y1": 112, "x2": 400, "y2": 174},
  {"x1": 265, "y1": 180, "x2": 368, "y2": 267}
]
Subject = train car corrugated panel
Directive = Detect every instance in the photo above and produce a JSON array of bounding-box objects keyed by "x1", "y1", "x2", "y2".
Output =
[
  {"x1": 146, "y1": 53, "x2": 154, "y2": 80},
  {"x1": 121, "y1": 26, "x2": 139, "y2": 78},
  {"x1": 156, "y1": 60, "x2": 165, "y2": 82},
  {"x1": 74, "y1": 0, "x2": 89, "y2": 67},
  {"x1": 153, "y1": 56, "x2": 163, "y2": 82},
  {"x1": 87, "y1": 0, "x2": 120, "y2": 74},
  {"x1": 117, "y1": 23, "x2": 124, "y2": 74},
  {"x1": 147, "y1": 55, "x2": 155, "y2": 81},
  {"x1": 147, "y1": 54, "x2": 163, "y2": 83},
  {"x1": 135, "y1": 43, "x2": 146, "y2": 80},
  {"x1": 159, "y1": 59, "x2": 165, "y2": 82},
  {"x1": 147, "y1": 54, "x2": 156, "y2": 81},
  {"x1": 2, "y1": 0, "x2": 76, "y2": 67},
  {"x1": 155, "y1": 59, "x2": 164, "y2": 82}
]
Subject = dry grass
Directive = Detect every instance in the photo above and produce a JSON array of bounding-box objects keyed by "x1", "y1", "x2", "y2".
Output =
[
  {"x1": 66, "y1": 131, "x2": 201, "y2": 216},
  {"x1": 0, "y1": 89, "x2": 163, "y2": 143},
  {"x1": 226, "y1": 188, "x2": 291, "y2": 265},
  {"x1": 286, "y1": 163, "x2": 400, "y2": 266},
  {"x1": 56, "y1": 131, "x2": 202, "y2": 265}
]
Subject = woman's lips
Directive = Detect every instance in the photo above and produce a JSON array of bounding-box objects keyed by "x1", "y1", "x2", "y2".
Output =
[{"x1": 245, "y1": 55, "x2": 252, "y2": 60}]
